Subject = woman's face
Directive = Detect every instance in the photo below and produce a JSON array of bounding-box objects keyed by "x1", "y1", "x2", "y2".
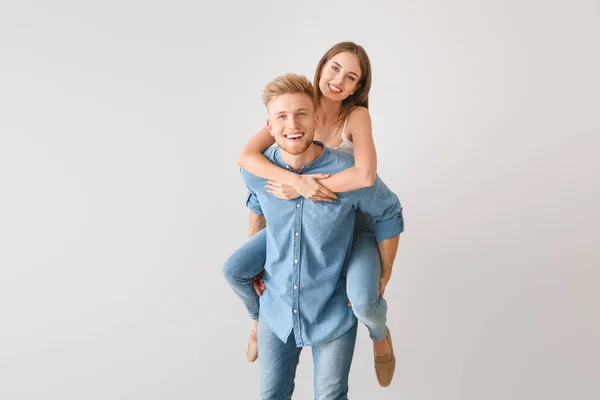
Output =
[{"x1": 318, "y1": 51, "x2": 362, "y2": 102}]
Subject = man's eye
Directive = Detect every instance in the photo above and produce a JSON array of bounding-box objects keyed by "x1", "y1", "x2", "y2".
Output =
[
  {"x1": 278, "y1": 115, "x2": 286, "y2": 119},
  {"x1": 299, "y1": 112, "x2": 306, "y2": 116}
]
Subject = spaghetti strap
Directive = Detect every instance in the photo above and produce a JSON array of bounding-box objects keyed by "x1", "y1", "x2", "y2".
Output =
[
  {"x1": 341, "y1": 115, "x2": 350, "y2": 136},
  {"x1": 341, "y1": 106, "x2": 356, "y2": 137}
]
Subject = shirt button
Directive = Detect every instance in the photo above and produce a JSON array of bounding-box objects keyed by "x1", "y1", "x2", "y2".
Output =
[
  {"x1": 295, "y1": 232, "x2": 299, "y2": 236},
  {"x1": 296, "y1": 204, "x2": 301, "y2": 208},
  {"x1": 293, "y1": 285, "x2": 298, "y2": 289},
  {"x1": 293, "y1": 309, "x2": 297, "y2": 313},
  {"x1": 294, "y1": 259, "x2": 298, "y2": 263}
]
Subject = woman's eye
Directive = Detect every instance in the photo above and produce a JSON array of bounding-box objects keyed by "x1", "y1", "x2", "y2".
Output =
[
  {"x1": 331, "y1": 66, "x2": 339, "y2": 71},
  {"x1": 348, "y1": 76, "x2": 355, "y2": 81}
]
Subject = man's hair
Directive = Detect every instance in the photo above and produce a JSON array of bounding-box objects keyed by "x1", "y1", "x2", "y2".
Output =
[{"x1": 262, "y1": 73, "x2": 316, "y2": 108}]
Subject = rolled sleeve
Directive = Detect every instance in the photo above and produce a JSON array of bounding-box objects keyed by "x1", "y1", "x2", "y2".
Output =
[
  {"x1": 240, "y1": 168, "x2": 263, "y2": 215},
  {"x1": 372, "y1": 206, "x2": 404, "y2": 242},
  {"x1": 355, "y1": 177, "x2": 404, "y2": 242},
  {"x1": 245, "y1": 190, "x2": 263, "y2": 216}
]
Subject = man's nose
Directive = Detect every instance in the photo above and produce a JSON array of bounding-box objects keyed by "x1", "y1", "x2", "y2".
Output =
[{"x1": 287, "y1": 116, "x2": 299, "y2": 129}]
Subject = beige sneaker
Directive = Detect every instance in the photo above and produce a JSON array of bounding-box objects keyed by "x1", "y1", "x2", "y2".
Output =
[
  {"x1": 247, "y1": 330, "x2": 258, "y2": 362},
  {"x1": 374, "y1": 326, "x2": 396, "y2": 387}
]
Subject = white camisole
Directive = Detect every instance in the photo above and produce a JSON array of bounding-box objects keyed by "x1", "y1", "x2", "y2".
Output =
[{"x1": 330, "y1": 114, "x2": 354, "y2": 155}]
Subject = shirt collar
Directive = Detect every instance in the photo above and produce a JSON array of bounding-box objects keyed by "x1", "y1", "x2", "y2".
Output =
[{"x1": 273, "y1": 141, "x2": 330, "y2": 172}]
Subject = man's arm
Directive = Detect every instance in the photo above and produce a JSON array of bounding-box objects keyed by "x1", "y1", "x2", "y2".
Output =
[
  {"x1": 354, "y1": 176, "x2": 404, "y2": 243},
  {"x1": 377, "y1": 235, "x2": 400, "y2": 296},
  {"x1": 248, "y1": 210, "x2": 266, "y2": 237}
]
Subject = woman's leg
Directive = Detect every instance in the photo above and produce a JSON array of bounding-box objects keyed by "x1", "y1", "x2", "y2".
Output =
[
  {"x1": 222, "y1": 229, "x2": 267, "y2": 319},
  {"x1": 345, "y1": 231, "x2": 396, "y2": 386},
  {"x1": 345, "y1": 231, "x2": 387, "y2": 342},
  {"x1": 222, "y1": 229, "x2": 267, "y2": 361}
]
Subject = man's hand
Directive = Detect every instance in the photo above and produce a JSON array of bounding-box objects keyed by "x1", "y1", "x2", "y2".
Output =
[
  {"x1": 377, "y1": 236, "x2": 399, "y2": 297},
  {"x1": 252, "y1": 271, "x2": 266, "y2": 296},
  {"x1": 348, "y1": 273, "x2": 391, "y2": 306},
  {"x1": 379, "y1": 274, "x2": 391, "y2": 297}
]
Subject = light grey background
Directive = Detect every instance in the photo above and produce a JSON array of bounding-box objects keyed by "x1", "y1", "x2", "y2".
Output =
[{"x1": 1, "y1": 1, "x2": 598, "y2": 399}]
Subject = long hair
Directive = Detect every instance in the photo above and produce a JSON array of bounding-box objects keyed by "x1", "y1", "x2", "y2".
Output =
[{"x1": 312, "y1": 41, "x2": 372, "y2": 127}]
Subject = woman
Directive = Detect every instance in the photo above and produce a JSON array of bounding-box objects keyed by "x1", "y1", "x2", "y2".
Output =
[{"x1": 223, "y1": 41, "x2": 397, "y2": 387}]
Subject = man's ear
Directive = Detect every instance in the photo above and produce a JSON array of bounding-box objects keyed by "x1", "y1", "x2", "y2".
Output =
[
  {"x1": 314, "y1": 113, "x2": 318, "y2": 126},
  {"x1": 266, "y1": 119, "x2": 274, "y2": 136}
]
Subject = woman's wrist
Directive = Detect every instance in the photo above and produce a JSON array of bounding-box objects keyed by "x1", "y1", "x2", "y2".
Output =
[{"x1": 285, "y1": 172, "x2": 302, "y2": 188}]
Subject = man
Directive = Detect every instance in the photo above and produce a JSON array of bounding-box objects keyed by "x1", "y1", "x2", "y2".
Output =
[{"x1": 237, "y1": 73, "x2": 403, "y2": 399}]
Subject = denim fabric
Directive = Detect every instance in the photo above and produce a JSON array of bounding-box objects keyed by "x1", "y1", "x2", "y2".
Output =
[
  {"x1": 346, "y1": 231, "x2": 387, "y2": 341},
  {"x1": 223, "y1": 226, "x2": 388, "y2": 341},
  {"x1": 258, "y1": 317, "x2": 357, "y2": 400},
  {"x1": 238, "y1": 143, "x2": 404, "y2": 346},
  {"x1": 222, "y1": 228, "x2": 266, "y2": 319}
]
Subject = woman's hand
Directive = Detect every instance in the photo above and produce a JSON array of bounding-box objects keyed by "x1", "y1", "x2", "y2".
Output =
[
  {"x1": 265, "y1": 181, "x2": 301, "y2": 200},
  {"x1": 266, "y1": 174, "x2": 337, "y2": 202}
]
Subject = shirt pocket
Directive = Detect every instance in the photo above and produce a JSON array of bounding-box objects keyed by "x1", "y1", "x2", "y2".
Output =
[{"x1": 313, "y1": 198, "x2": 343, "y2": 214}]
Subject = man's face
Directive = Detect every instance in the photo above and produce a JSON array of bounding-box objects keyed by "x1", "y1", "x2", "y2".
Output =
[{"x1": 266, "y1": 93, "x2": 316, "y2": 155}]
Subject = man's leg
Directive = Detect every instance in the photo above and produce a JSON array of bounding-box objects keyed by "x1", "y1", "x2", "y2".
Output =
[
  {"x1": 312, "y1": 322, "x2": 358, "y2": 400},
  {"x1": 258, "y1": 317, "x2": 302, "y2": 399}
]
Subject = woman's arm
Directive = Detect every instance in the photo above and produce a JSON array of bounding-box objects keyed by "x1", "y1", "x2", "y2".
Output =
[
  {"x1": 319, "y1": 106, "x2": 378, "y2": 192},
  {"x1": 237, "y1": 125, "x2": 297, "y2": 185},
  {"x1": 237, "y1": 125, "x2": 337, "y2": 201}
]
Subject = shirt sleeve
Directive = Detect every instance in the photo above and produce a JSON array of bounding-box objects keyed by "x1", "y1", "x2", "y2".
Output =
[
  {"x1": 353, "y1": 176, "x2": 404, "y2": 242},
  {"x1": 244, "y1": 190, "x2": 263, "y2": 216},
  {"x1": 240, "y1": 168, "x2": 263, "y2": 216}
]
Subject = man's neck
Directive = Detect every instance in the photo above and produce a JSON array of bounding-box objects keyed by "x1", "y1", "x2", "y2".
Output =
[{"x1": 281, "y1": 142, "x2": 324, "y2": 171}]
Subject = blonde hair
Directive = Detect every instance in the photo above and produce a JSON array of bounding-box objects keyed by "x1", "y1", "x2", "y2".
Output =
[{"x1": 262, "y1": 73, "x2": 316, "y2": 109}]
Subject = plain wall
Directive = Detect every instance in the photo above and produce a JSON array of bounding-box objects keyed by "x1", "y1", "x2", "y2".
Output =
[{"x1": 1, "y1": 1, "x2": 598, "y2": 399}]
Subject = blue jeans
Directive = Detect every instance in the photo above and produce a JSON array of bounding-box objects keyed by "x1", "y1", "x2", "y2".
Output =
[
  {"x1": 346, "y1": 231, "x2": 387, "y2": 341},
  {"x1": 223, "y1": 229, "x2": 387, "y2": 341},
  {"x1": 259, "y1": 317, "x2": 357, "y2": 400},
  {"x1": 222, "y1": 229, "x2": 266, "y2": 320}
]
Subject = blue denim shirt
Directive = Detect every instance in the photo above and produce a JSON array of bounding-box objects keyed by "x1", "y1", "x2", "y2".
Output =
[{"x1": 241, "y1": 142, "x2": 404, "y2": 346}]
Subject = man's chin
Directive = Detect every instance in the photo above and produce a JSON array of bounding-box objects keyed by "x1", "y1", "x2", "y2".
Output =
[
  {"x1": 279, "y1": 141, "x2": 311, "y2": 155},
  {"x1": 285, "y1": 149, "x2": 306, "y2": 156}
]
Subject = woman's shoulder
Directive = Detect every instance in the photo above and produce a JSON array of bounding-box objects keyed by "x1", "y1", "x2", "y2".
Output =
[
  {"x1": 345, "y1": 106, "x2": 372, "y2": 139},
  {"x1": 349, "y1": 105, "x2": 370, "y2": 118},
  {"x1": 347, "y1": 106, "x2": 371, "y2": 126}
]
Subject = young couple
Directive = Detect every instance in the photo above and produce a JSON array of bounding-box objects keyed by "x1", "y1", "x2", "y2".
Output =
[{"x1": 223, "y1": 42, "x2": 405, "y2": 399}]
